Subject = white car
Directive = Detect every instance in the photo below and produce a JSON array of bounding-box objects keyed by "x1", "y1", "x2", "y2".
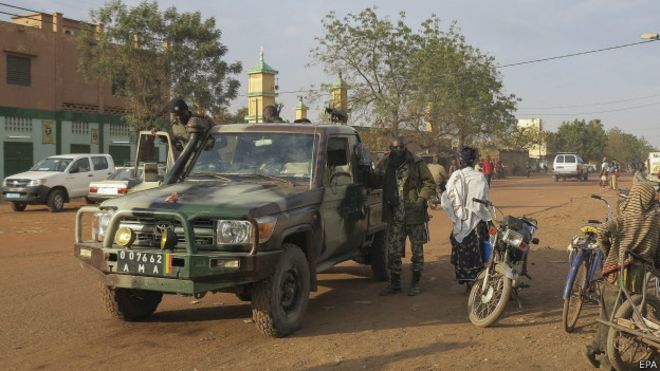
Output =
[
  {"x1": 1, "y1": 154, "x2": 115, "y2": 212},
  {"x1": 87, "y1": 165, "x2": 165, "y2": 203}
]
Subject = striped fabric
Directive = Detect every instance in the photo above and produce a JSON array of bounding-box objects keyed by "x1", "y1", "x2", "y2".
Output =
[{"x1": 597, "y1": 184, "x2": 659, "y2": 284}]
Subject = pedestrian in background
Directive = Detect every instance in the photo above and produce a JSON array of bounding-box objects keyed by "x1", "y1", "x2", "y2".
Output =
[
  {"x1": 600, "y1": 157, "x2": 609, "y2": 187},
  {"x1": 609, "y1": 159, "x2": 619, "y2": 190},
  {"x1": 441, "y1": 146, "x2": 491, "y2": 290},
  {"x1": 448, "y1": 158, "x2": 458, "y2": 176},
  {"x1": 482, "y1": 156, "x2": 494, "y2": 187},
  {"x1": 375, "y1": 137, "x2": 436, "y2": 296}
]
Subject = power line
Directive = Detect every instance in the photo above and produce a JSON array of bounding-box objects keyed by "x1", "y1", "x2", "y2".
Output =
[
  {"x1": 518, "y1": 92, "x2": 660, "y2": 110},
  {"x1": 517, "y1": 100, "x2": 660, "y2": 116},
  {"x1": 0, "y1": 2, "x2": 39, "y2": 13},
  {"x1": 498, "y1": 40, "x2": 658, "y2": 68}
]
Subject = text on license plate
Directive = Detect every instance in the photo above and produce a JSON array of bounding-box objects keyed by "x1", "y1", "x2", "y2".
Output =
[
  {"x1": 117, "y1": 251, "x2": 171, "y2": 275},
  {"x1": 98, "y1": 187, "x2": 118, "y2": 195},
  {"x1": 5, "y1": 193, "x2": 20, "y2": 199}
]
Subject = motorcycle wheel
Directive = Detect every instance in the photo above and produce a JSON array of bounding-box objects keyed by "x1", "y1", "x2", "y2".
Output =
[
  {"x1": 562, "y1": 258, "x2": 588, "y2": 333},
  {"x1": 467, "y1": 264, "x2": 512, "y2": 327},
  {"x1": 607, "y1": 295, "x2": 660, "y2": 371}
]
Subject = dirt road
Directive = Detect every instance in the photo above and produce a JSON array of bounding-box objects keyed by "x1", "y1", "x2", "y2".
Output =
[{"x1": 0, "y1": 176, "x2": 629, "y2": 370}]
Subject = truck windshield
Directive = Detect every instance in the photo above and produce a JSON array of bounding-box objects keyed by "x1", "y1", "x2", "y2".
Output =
[
  {"x1": 187, "y1": 133, "x2": 315, "y2": 180},
  {"x1": 30, "y1": 157, "x2": 73, "y2": 172}
]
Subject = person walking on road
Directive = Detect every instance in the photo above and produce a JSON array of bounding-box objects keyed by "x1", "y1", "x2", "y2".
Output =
[
  {"x1": 440, "y1": 146, "x2": 492, "y2": 290},
  {"x1": 482, "y1": 156, "x2": 494, "y2": 187},
  {"x1": 374, "y1": 137, "x2": 436, "y2": 296},
  {"x1": 609, "y1": 159, "x2": 619, "y2": 190},
  {"x1": 585, "y1": 183, "x2": 659, "y2": 369}
]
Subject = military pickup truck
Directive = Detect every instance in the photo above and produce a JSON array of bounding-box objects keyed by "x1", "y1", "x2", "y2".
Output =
[{"x1": 74, "y1": 121, "x2": 388, "y2": 337}]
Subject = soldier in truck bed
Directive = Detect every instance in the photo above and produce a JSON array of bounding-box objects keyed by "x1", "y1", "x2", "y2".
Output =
[
  {"x1": 152, "y1": 97, "x2": 214, "y2": 158},
  {"x1": 372, "y1": 137, "x2": 436, "y2": 296}
]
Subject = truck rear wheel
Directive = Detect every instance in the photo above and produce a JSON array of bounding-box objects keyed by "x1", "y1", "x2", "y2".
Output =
[
  {"x1": 370, "y1": 230, "x2": 389, "y2": 281},
  {"x1": 11, "y1": 202, "x2": 27, "y2": 211},
  {"x1": 101, "y1": 283, "x2": 163, "y2": 321},
  {"x1": 251, "y1": 243, "x2": 310, "y2": 337}
]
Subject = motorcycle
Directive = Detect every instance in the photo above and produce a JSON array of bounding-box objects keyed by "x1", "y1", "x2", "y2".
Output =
[{"x1": 467, "y1": 197, "x2": 540, "y2": 327}]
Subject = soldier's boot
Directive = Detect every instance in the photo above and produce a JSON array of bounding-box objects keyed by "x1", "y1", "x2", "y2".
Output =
[
  {"x1": 379, "y1": 274, "x2": 401, "y2": 296},
  {"x1": 408, "y1": 271, "x2": 422, "y2": 296}
]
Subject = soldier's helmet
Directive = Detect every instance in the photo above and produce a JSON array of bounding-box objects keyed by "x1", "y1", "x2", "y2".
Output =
[{"x1": 170, "y1": 97, "x2": 189, "y2": 114}]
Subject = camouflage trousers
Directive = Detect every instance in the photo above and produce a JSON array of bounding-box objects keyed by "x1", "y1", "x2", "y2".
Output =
[{"x1": 387, "y1": 222, "x2": 428, "y2": 275}]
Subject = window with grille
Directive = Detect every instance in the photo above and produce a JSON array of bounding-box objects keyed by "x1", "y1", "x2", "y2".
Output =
[{"x1": 6, "y1": 55, "x2": 31, "y2": 86}]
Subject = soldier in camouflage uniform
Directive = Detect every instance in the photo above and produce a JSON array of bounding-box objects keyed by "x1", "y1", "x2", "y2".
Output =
[
  {"x1": 374, "y1": 138, "x2": 436, "y2": 296},
  {"x1": 167, "y1": 97, "x2": 214, "y2": 158}
]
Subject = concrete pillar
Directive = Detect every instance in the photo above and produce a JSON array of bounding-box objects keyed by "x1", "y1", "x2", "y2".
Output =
[{"x1": 52, "y1": 12, "x2": 62, "y2": 33}]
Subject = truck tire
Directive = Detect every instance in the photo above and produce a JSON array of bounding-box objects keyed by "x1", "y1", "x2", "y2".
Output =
[
  {"x1": 101, "y1": 283, "x2": 163, "y2": 321},
  {"x1": 251, "y1": 243, "x2": 310, "y2": 337},
  {"x1": 47, "y1": 189, "x2": 65, "y2": 212},
  {"x1": 370, "y1": 230, "x2": 389, "y2": 281},
  {"x1": 11, "y1": 202, "x2": 27, "y2": 211}
]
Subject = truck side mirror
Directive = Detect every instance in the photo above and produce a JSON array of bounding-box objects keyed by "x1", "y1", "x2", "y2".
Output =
[{"x1": 144, "y1": 163, "x2": 160, "y2": 182}]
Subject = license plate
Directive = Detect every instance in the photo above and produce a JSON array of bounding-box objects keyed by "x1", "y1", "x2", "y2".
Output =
[
  {"x1": 5, "y1": 193, "x2": 20, "y2": 199},
  {"x1": 117, "y1": 250, "x2": 166, "y2": 275},
  {"x1": 98, "y1": 187, "x2": 118, "y2": 195}
]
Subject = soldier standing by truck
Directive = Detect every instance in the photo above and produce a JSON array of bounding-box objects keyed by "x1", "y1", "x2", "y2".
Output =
[
  {"x1": 374, "y1": 137, "x2": 436, "y2": 296},
  {"x1": 151, "y1": 97, "x2": 214, "y2": 159}
]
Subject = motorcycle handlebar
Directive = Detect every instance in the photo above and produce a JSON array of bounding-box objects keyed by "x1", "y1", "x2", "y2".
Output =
[{"x1": 590, "y1": 194, "x2": 603, "y2": 200}]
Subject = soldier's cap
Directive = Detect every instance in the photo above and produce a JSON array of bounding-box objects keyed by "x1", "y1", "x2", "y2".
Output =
[{"x1": 170, "y1": 97, "x2": 188, "y2": 114}]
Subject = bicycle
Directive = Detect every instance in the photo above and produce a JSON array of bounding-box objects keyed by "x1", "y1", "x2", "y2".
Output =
[
  {"x1": 599, "y1": 250, "x2": 660, "y2": 370},
  {"x1": 561, "y1": 194, "x2": 611, "y2": 333}
]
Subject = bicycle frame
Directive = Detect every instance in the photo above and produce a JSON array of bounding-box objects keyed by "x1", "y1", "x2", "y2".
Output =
[
  {"x1": 562, "y1": 248, "x2": 604, "y2": 300},
  {"x1": 598, "y1": 252, "x2": 660, "y2": 349}
]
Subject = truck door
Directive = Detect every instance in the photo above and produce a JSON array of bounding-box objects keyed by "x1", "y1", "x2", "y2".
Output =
[
  {"x1": 67, "y1": 157, "x2": 92, "y2": 197},
  {"x1": 319, "y1": 136, "x2": 367, "y2": 260}
]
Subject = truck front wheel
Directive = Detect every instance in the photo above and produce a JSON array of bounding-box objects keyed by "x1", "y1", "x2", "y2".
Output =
[
  {"x1": 370, "y1": 230, "x2": 389, "y2": 281},
  {"x1": 101, "y1": 283, "x2": 163, "y2": 321},
  {"x1": 251, "y1": 243, "x2": 310, "y2": 337}
]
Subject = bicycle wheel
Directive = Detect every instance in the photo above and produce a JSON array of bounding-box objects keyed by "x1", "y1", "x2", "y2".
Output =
[
  {"x1": 607, "y1": 295, "x2": 660, "y2": 370},
  {"x1": 562, "y1": 257, "x2": 589, "y2": 333}
]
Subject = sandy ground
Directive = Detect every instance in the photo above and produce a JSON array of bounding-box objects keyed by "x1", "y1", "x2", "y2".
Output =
[{"x1": 0, "y1": 175, "x2": 634, "y2": 371}]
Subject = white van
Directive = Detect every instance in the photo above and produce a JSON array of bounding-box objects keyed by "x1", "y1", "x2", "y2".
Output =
[
  {"x1": 1, "y1": 154, "x2": 115, "y2": 212},
  {"x1": 552, "y1": 152, "x2": 588, "y2": 182}
]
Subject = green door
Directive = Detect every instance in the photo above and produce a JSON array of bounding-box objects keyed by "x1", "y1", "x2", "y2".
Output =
[
  {"x1": 70, "y1": 144, "x2": 91, "y2": 153},
  {"x1": 4, "y1": 142, "x2": 33, "y2": 176},
  {"x1": 109, "y1": 145, "x2": 130, "y2": 166}
]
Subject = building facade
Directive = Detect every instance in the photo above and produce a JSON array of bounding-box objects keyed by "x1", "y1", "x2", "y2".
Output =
[
  {"x1": 0, "y1": 12, "x2": 132, "y2": 179},
  {"x1": 517, "y1": 118, "x2": 547, "y2": 159}
]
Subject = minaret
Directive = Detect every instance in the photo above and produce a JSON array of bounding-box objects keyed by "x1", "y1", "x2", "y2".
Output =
[
  {"x1": 295, "y1": 96, "x2": 308, "y2": 121},
  {"x1": 330, "y1": 72, "x2": 348, "y2": 112},
  {"x1": 245, "y1": 47, "x2": 278, "y2": 123}
]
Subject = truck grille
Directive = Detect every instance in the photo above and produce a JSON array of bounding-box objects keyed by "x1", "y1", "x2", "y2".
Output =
[
  {"x1": 5, "y1": 179, "x2": 30, "y2": 187},
  {"x1": 118, "y1": 217, "x2": 215, "y2": 249}
]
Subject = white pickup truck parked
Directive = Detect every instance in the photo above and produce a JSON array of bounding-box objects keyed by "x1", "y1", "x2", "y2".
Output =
[{"x1": 1, "y1": 154, "x2": 114, "y2": 212}]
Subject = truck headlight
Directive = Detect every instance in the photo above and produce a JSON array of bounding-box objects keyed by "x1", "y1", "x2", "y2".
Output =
[
  {"x1": 216, "y1": 220, "x2": 253, "y2": 245},
  {"x1": 92, "y1": 211, "x2": 114, "y2": 242},
  {"x1": 27, "y1": 179, "x2": 47, "y2": 187}
]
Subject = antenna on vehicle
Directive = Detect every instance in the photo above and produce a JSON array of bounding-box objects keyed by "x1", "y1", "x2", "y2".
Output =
[{"x1": 309, "y1": 124, "x2": 318, "y2": 191}]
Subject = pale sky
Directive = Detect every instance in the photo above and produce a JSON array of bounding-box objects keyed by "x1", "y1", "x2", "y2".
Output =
[{"x1": 9, "y1": 0, "x2": 660, "y2": 147}]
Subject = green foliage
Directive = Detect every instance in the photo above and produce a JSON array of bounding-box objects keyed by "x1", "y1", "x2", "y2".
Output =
[
  {"x1": 546, "y1": 119, "x2": 607, "y2": 162},
  {"x1": 310, "y1": 8, "x2": 517, "y2": 147},
  {"x1": 310, "y1": 8, "x2": 416, "y2": 136},
  {"x1": 410, "y1": 18, "x2": 518, "y2": 146},
  {"x1": 78, "y1": 0, "x2": 241, "y2": 129},
  {"x1": 214, "y1": 107, "x2": 248, "y2": 124},
  {"x1": 604, "y1": 127, "x2": 656, "y2": 164},
  {"x1": 499, "y1": 124, "x2": 546, "y2": 151}
]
